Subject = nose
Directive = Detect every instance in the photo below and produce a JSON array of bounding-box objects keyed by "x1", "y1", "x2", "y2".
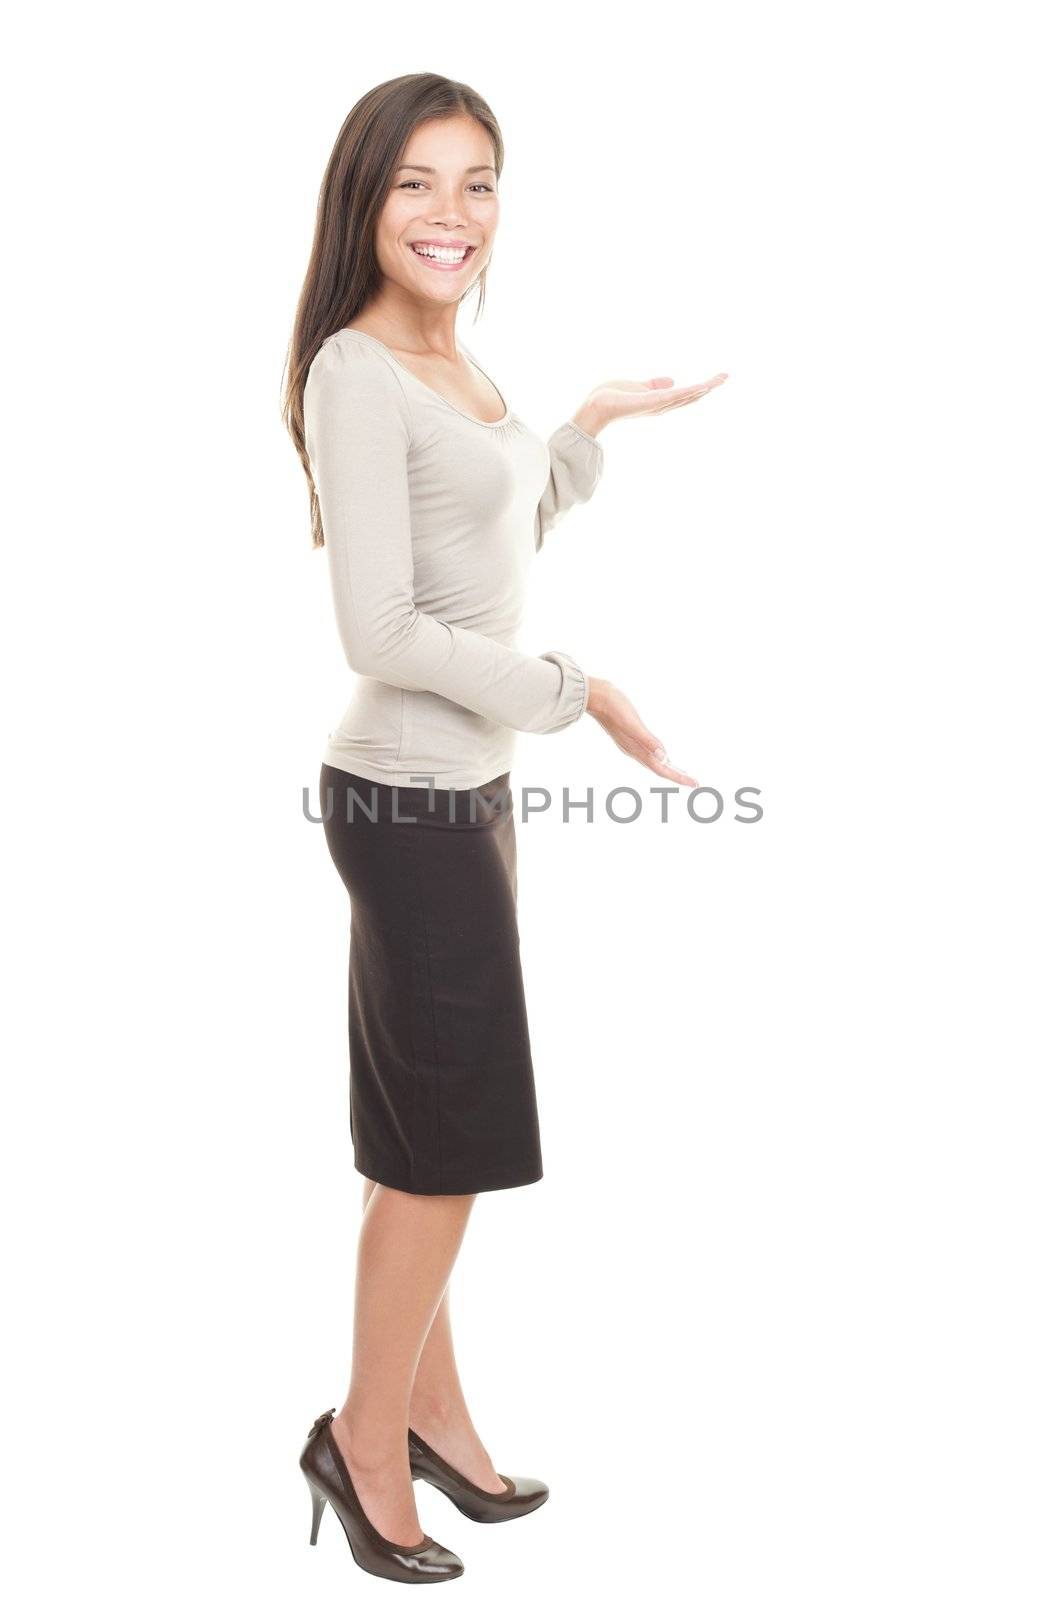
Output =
[{"x1": 427, "y1": 183, "x2": 469, "y2": 231}]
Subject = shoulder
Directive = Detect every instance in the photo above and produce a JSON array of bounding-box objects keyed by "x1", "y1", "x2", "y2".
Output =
[
  {"x1": 307, "y1": 329, "x2": 406, "y2": 403},
  {"x1": 305, "y1": 330, "x2": 411, "y2": 424}
]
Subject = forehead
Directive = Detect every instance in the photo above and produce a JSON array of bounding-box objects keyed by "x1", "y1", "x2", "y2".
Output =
[{"x1": 399, "y1": 114, "x2": 495, "y2": 170}]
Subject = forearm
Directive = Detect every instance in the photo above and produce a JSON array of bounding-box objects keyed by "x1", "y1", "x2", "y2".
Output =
[
  {"x1": 335, "y1": 587, "x2": 589, "y2": 733},
  {"x1": 534, "y1": 419, "x2": 605, "y2": 552}
]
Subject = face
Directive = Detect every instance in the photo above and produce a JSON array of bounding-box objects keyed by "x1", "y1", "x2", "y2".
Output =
[{"x1": 374, "y1": 114, "x2": 499, "y2": 303}]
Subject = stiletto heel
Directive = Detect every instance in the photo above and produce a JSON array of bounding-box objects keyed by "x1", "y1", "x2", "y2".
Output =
[
  {"x1": 308, "y1": 1481, "x2": 328, "y2": 1545},
  {"x1": 300, "y1": 1408, "x2": 464, "y2": 1584},
  {"x1": 408, "y1": 1428, "x2": 549, "y2": 1524}
]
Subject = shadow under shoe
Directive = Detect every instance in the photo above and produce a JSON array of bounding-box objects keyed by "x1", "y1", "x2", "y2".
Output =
[
  {"x1": 408, "y1": 1427, "x2": 550, "y2": 1524},
  {"x1": 301, "y1": 1408, "x2": 464, "y2": 1583}
]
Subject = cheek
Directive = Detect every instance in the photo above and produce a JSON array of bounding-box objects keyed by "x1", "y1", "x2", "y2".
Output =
[
  {"x1": 376, "y1": 230, "x2": 415, "y2": 279},
  {"x1": 473, "y1": 195, "x2": 499, "y2": 233},
  {"x1": 376, "y1": 199, "x2": 415, "y2": 254}
]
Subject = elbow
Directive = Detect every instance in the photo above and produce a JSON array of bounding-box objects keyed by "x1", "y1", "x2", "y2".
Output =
[
  {"x1": 338, "y1": 611, "x2": 427, "y2": 689},
  {"x1": 340, "y1": 640, "x2": 376, "y2": 677},
  {"x1": 335, "y1": 624, "x2": 389, "y2": 680},
  {"x1": 341, "y1": 635, "x2": 399, "y2": 681},
  {"x1": 533, "y1": 508, "x2": 563, "y2": 553}
]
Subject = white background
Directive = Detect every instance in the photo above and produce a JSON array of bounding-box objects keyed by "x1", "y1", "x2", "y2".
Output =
[{"x1": 4, "y1": 4, "x2": 1055, "y2": 1596}]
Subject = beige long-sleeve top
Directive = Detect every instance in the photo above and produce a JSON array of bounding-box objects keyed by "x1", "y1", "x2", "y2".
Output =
[{"x1": 305, "y1": 327, "x2": 604, "y2": 788}]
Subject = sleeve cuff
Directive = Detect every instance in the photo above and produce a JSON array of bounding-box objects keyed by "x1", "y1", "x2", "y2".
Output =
[
  {"x1": 540, "y1": 650, "x2": 591, "y2": 729},
  {"x1": 566, "y1": 654, "x2": 590, "y2": 722},
  {"x1": 560, "y1": 418, "x2": 605, "y2": 457}
]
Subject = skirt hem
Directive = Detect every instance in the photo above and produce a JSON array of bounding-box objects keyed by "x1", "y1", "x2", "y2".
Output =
[{"x1": 353, "y1": 1160, "x2": 544, "y2": 1197}]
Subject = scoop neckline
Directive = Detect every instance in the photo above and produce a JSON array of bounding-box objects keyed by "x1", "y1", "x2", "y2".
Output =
[{"x1": 337, "y1": 327, "x2": 513, "y2": 429}]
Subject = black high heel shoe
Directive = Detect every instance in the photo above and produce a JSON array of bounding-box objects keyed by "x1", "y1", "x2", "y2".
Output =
[
  {"x1": 408, "y1": 1427, "x2": 549, "y2": 1524},
  {"x1": 301, "y1": 1408, "x2": 464, "y2": 1584}
]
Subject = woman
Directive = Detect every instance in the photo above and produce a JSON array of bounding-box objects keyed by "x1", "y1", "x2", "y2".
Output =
[{"x1": 283, "y1": 73, "x2": 726, "y2": 1585}]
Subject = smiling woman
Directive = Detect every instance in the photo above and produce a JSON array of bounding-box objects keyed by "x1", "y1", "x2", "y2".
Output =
[
  {"x1": 281, "y1": 74, "x2": 582, "y2": 1589},
  {"x1": 280, "y1": 67, "x2": 723, "y2": 1591}
]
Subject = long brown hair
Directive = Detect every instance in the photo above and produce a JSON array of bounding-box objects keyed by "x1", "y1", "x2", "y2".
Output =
[{"x1": 282, "y1": 74, "x2": 505, "y2": 549}]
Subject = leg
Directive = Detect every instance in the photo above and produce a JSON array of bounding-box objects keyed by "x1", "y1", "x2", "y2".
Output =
[
  {"x1": 329, "y1": 1175, "x2": 476, "y2": 1544},
  {"x1": 361, "y1": 1178, "x2": 507, "y2": 1495},
  {"x1": 408, "y1": 1282, "x2": 508, "y2": 1494}
]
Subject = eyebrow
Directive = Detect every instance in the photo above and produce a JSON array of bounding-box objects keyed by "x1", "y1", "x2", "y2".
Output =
[{"x1": 396, "y1": 164, "x2": 496, "y2": 175}]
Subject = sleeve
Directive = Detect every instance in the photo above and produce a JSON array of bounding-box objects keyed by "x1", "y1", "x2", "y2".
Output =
[
  {"x1": 304, "y1": 337, "x2": 589, "y2": 734},
  {"x1": 533, "y1": 420, "x2": 605, "y2": 554}
]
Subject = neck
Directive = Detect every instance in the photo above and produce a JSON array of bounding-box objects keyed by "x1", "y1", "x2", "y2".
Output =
[{"x1": 350, "y1": 288, "x2": 461, "y2": 359}]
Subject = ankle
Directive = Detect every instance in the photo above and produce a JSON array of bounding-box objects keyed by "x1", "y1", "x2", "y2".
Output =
[
  {"x1": 408, "y1": 1392, "x2": 466, "y2": 1435},
  {"x1": 333, "y1": 1408, "x2": 411, "y2": 1473}
]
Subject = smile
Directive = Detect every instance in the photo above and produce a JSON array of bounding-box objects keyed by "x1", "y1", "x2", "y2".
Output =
[{"x1": 409, "y1": 243, "x2": 476, "y2": 270}]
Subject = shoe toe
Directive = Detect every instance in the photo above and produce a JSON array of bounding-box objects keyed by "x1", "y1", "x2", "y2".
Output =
[
  {"x1": 507, "y1": 1475, "x2": 549, "y2": 1511},
  {"x1": 409, "y1": 1539, "x2": 464, "y2": 1580}
]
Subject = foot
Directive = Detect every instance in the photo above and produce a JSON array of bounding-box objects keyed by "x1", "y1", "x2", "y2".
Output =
[
  {"x1": 330, "y1": 1410, "x2": 427, "y2": 1547},
  {"x1": 408, "y1": 1403, "x2": 508, "y2": 1495}
]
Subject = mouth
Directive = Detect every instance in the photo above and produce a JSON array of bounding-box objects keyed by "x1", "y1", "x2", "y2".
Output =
[{"x1": 408, "y1": 242, "x2": 477, "y2": 272}]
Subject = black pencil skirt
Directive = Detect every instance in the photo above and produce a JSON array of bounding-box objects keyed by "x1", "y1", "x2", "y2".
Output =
[{"x1": 319, "y1": 763, "x2": 544, "y2": 1195}]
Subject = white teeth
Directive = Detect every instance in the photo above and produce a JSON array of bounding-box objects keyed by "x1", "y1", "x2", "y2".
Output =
[{"x1": 412, "y1": 244, "x2": 469, "y2": 263}]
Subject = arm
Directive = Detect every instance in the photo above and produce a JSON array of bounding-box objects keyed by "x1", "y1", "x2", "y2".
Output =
[
  {"x1": 533, "y1": 420, "x2": 604, "y2": 554},
  {"x1": 305, "y1": 336, "x2": 589, "y2": 733}
]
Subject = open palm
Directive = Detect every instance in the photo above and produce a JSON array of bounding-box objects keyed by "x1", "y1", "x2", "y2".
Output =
[{"x1": 588, "y1": 372, "x2": 728, "y2": 427}]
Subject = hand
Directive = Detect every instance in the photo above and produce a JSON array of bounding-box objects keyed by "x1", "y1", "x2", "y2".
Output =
[
  {"x1": 586, "y1": 678, "x2": 699, "y2": 787},
  {"x1": 573, "y1": 371, "x2": 728, "y2": 436}
]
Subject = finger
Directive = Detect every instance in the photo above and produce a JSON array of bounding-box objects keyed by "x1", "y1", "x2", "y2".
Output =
[
  {"x1": 637, "y1": 381, "x2": 723, "y2": 411},
  {"x1": 648, "y1": 383, "x2": 725, "y2": 414},
  {"x1": 626, "y1": 728, "x2": 686, "y2": 772},
  {"x1": 668, "y1": 389, "x2": 717, "y2": 410},
  {"x1": 616, "y1": 731, "x2": 699, "y2": 788},
  {"x1": 634, "y1": 728, "x2": 667, "y2": 760},
  {"x1": 667, "y1": 375, "x2": 728, "y2": 403},
  {"x1": 601, "y1": 377, "x2": 675, "y2": 392},
  {"x1": 662, "y1": 374, "x2": 728, "y2": 399},
  {"x1": 639, "y1": 751, "x2": 700, "y2": 787}
]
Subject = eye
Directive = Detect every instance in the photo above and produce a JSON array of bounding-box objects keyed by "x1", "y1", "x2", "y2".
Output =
[{"x1": 397, "y1": 180, "x2": 495, "y2": 194}]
